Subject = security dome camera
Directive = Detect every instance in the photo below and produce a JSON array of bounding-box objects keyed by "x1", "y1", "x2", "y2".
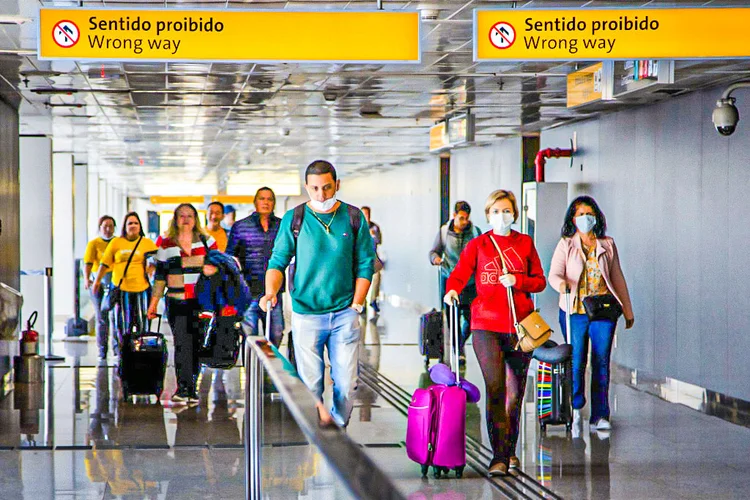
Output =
[{"x1": 713, "y1": 98, "x2": 739, "y2": 136}]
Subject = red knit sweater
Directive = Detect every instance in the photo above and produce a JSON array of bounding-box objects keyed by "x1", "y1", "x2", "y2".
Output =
[{"x1": 446, "y1": 230, "x2": 547, "y2": 333}]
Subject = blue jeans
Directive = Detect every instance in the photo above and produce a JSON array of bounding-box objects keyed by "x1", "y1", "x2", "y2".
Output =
[
  {"x1": 242, "y1": 299, "x2": 284, "y2": 347},
  {"x1": 115, "y1": 289, "x2": 150, "y2": 343},
  {"x1": 291, "y1": 308, "x2": 361, "y2": 426},
  {"x1": 559, "y1": 309, "x2": 617, "y2": 423},
  {"x1": 89, "y1": 283, "x2": 115, "y2": 357}
]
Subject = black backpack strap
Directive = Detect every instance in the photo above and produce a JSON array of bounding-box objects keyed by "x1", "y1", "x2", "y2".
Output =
[
  {"x1": 288, "y1": 203, "x2": 307, "y2": 293},
  {"x1": 345, "y1": 203, "x2": 360, "y2": 244},
  {"x1": 291, "y1": 203, "x2": 306, "y2": 248}
]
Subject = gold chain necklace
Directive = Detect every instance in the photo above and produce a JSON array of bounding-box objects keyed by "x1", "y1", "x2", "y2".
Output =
[{"x1": 309, "y1": 204, "x2": 339, "y2": 234}]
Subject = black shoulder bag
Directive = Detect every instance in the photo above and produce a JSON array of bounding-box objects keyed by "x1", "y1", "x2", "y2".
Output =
[
  {"x1": 101, "y1": 237, "x2": 142, "y2": 313},
  {"x1": 582, "y1": 294, "x2": 623, "y2": 322}
]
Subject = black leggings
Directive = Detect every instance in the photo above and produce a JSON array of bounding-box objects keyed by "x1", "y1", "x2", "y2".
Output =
[
  {"x1": 167, "y1": 298, "x2": 202, "y2": 392},
  {"x1": 472, "y1": 330, "x2": 532, "y2": 464}
]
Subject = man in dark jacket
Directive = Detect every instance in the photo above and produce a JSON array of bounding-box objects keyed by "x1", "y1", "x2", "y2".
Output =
[
  {"x1": 429, "y1": 201, "x2": 482, "y2": 363},
  {"x1": 226, "y1": 187, "x2": 284, "y2": 346}
]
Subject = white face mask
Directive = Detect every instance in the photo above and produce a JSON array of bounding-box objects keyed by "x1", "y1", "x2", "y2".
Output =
[
  {"x1": 489, "y1": 212, "x2": 514, "y2": 235},
  {"x1": 310, "y1": 194, "x2": 337, "y2": 212},
  {"x1": 575, "y1": 214, "x2": 596, "y2": 234}
]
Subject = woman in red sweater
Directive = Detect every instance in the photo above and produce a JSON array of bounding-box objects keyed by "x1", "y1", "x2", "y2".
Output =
[{"x1": 444, "y1": 189, "x2": 547, "y2": 476}]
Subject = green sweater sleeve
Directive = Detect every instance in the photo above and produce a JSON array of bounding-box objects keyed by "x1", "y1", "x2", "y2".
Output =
[
  {"x1": 267, "y1": 210, "x2": 295, "y2": 273},
  {"x1": 355, "y1": 211, "x2": 376, "y2": 281}
]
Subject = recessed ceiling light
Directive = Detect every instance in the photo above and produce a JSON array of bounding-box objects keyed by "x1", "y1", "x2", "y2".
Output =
[
  {"x1": 0, "y1": 16, "x2": 32, "y2": 25},
  {"x1": 0, "y1": 49, "x2": 36, "y2": 56}
]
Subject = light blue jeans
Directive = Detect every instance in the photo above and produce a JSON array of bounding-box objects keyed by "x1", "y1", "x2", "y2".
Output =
[
  {"x1": 291, "y1": 307, "x2": 361, "y2": 426},
  {"x1": 242, "y1": 298, "x2": 284, "y2": 347}
]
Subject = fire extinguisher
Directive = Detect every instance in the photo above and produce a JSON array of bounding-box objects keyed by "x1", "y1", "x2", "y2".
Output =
[{"x1": 21, "y1": 311, "x2": 40, "y2": 356}]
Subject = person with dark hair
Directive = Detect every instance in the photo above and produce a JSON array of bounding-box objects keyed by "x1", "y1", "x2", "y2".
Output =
[
  {"x1": 222, "y1": 205, "x2": 237, "y2": 230},
  {"x1": 205, "y1": 201, "x2": 228, "y2": 252},
  {"x1": 93, "y1": 212, "x2": 158, "y2": 358},
  {"x1": 260, "y1": 160, "x2": 375, "y2": 427},
  {"x1": 147, "y1": 203, "x2": 218, "y2": 403},
  {"x1": 428, "y1": 200, "x2": 482, "y2": 363},
  {"x1": 444, "y1": 189, "x2": 546, "y2": 476},
  {"x1": 226, "y1": 187, "x2": 284, "y2": 346},
  {"x1": 549, "y1": 196, "x2": 634, "y2": 432},
  {"x1": 361, "y1": 206, "x2": 383, "y2": 313},
  {"x1": 84, "y1": 215, "x2": 117, "y2": 359}
]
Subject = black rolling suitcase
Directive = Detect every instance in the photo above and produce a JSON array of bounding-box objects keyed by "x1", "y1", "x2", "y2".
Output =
[
  {"x1": 419, "y1": 308, "x2": 443, "y2": 367},
  {"x1": 119, "y1": 315, "x2": 167, "y2": 399}
]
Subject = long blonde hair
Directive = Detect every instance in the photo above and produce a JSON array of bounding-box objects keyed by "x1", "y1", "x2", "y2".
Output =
[{"x1": 166, "y1": 203, "x2": 207, "y2": 241}]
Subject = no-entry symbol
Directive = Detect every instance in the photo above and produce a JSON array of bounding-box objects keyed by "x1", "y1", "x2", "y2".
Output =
[
  {"x1": 53, "y1": 20, "x2": 79, "y2": 48},
  {"x1": 489, "y1": 22, "x2": 515, "y2": 49}
]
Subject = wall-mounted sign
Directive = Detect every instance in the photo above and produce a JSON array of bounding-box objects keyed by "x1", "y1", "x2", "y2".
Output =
[
  {"x1": 447, "y1": 113, "x2": 475, "y2": 145},
  {"x1": 612, "y1": 59, "x2": 674, "y2": 98},
  {"x1": 429, "y1": 122, "x2": 449, "y2": 152},
  {"x1": 429, "y1": 114, "x2": 475, "y2": 152},
  {"x1": 475, "y1": 8, "x2": 750, "y2": 61},
  {"x1": 567, "y1": 62, "x2": 606, "y2": 108},
  {"x1": 39, "y1": 8, "x2": 421, "y2": 63}
]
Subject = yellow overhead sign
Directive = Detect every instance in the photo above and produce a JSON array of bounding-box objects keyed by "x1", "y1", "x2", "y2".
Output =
[
  {"x1": 429, "y1": 122, "x2": 448, "y2": 152},
  {"x1": 567, "y1": 63, "x2": 603, "y2": 108},
  {"x1": 39, "y1": 8, "x2": 421, "y2": 62},
  {"x1": 475, "y1": 8, "x2": 750, "y2": 61}
]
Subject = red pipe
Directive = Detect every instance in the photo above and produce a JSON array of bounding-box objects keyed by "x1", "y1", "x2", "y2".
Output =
[{"x1": 535, "y1": 147, "x2": 573, "y2": 182}]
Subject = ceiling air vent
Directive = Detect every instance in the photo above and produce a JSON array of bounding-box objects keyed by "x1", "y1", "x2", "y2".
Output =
[
  {"x1": 652, "y1": 88, "x2": 688, "y2": 96},
  {"x1": 359, "y1": 105, "x2": 382, "y2": 118}
]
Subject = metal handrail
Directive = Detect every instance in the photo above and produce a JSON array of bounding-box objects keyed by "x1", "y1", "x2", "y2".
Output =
[{"x1": 244, "y1": 337, "x2": 405, "y2": 500}]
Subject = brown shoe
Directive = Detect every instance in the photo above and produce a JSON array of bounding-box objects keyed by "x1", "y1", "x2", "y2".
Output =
[
  {"x1": 488, "y1": 462, "x2": 508, "y2": 477},
  {"x1": 509, "y1": 456, "x2": 520, "y2": 469}
]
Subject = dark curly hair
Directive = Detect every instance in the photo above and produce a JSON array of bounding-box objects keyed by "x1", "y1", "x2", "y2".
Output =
[{"x1": 561, "y1": 196, "x2": 607, "y2": 238}]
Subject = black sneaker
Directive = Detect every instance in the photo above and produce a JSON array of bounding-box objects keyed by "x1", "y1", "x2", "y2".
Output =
[{"x1": 171, "y1": 389, "x2": 189, "y2": 403}]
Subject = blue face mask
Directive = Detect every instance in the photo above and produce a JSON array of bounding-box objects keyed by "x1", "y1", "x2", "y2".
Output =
[{"x1": 575, "y1": 214, "x2": 596, "y2": 234}]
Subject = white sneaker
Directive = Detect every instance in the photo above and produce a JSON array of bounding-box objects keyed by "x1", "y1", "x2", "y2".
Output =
[
  {"x1": 593, "y1": 418, "x2": 611, "y2": 430},
  {"x1": 573, "y1": 409, "x2": 582, "y2": 427}
]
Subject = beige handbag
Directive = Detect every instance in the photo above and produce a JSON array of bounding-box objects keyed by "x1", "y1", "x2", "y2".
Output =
[{"x1": 489, "y1": 235, "x2": 552, "y2": 352}]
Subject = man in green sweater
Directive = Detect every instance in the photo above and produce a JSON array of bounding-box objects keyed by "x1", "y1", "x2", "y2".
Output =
[{"x1": 260, "y1": 160, "x2": 375, "y2": 427}]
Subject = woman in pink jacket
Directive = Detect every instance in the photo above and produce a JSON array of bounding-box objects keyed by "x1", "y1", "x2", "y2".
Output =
[{"x1": 548, "y1": 196, "x2": 634, "y2": 432}]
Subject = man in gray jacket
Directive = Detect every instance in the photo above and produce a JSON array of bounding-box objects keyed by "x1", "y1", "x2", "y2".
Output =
[{"x1": 429, "y1": 201, "x2": 482, "y2": 363}]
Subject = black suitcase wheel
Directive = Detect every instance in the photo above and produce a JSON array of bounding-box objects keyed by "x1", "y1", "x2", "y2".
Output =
[
  {"x1": 420, "y1": 464, "x2": 429, "y2": 478},
  {"x1": 433, "y1": 466, "x2": 442, "y2": 479},
  {"x1": 455, "y1": 466, "x2": 465, "y2": 478}
]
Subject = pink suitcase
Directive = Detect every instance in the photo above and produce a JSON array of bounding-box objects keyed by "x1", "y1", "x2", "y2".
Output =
[{"x1": 406, "y1": 302, "x2": 467, "y2": 478}]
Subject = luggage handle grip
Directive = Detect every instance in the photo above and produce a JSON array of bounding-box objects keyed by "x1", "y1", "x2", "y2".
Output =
[{"x1": 150, "y1": 313, "x2": 162, "y2": 336}]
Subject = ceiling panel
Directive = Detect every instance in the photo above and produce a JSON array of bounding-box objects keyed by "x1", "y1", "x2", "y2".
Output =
[{"x1": 3, "y1": 0, "x2": 747, "y2": 193}]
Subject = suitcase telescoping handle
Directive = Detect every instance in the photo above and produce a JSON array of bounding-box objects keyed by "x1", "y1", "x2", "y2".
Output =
[
  {"x1": 565, "y1": 285, "x2": 572, "y2": 345},
  {"x1": 449, "y1": 298, "x2": 460, "y2": 385},
  {"x1": 151, "y1": 313, "x2": 162, "y2": 335}
]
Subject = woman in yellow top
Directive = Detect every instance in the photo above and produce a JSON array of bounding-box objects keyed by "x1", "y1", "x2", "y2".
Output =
[
  {"x1": 83, "y1": 215, "x2": 116, "y2": 359},
  {"x1": 93, "y1": 212, "x2": 158, "y2": 349}
]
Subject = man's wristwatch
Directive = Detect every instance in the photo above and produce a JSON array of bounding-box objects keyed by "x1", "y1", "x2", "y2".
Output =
[{"x1": 350, "y1": 303, "x2": 364, "y2": 314}]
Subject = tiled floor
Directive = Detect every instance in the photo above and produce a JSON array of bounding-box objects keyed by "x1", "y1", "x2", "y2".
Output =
[{"x1": 1, "y1": 301, "x2": 749, "y2": 498}]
